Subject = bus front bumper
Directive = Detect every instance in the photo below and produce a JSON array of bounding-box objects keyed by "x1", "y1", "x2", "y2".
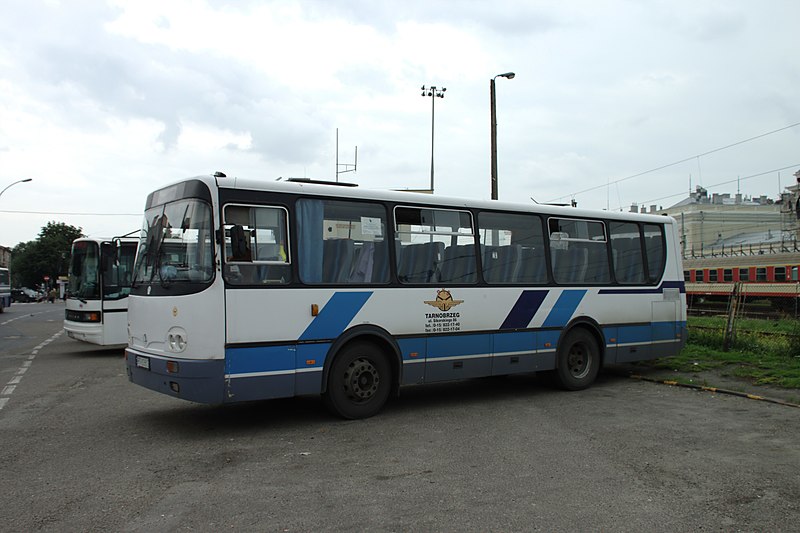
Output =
[{"x1": 125, "y1": 348, "x2": 225, "y2": 404}]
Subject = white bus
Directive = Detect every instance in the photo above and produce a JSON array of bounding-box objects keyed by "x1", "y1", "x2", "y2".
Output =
[
  {"x1": 0, "y1": 267, "x2": 10, "y2": 312},
  {"x1": 125, "y1": 174, "x2": 687, "y2": 418},
  {"x1": 64, "y1": 236, "x2": 138, "y2": 346}
]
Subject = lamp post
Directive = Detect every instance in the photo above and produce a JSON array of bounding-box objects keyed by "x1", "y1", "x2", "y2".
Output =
[
  {"x1": 0, "y1": 178, "x2": 32, "y2": 201},
  {"x1": 421, "y1": 85, "x2": 446, "y2": 194},
  {"x1": 490, "y1": 72, "x2": 515, "y2": 200}
]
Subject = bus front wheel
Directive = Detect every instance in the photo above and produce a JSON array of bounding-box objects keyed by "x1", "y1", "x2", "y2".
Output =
[
  {"x1": 554, "y1": 328, "x2": 600, "y2": 391},
  {"x1": 323, "y1": 341, "x2": 392, "y2": 419}
]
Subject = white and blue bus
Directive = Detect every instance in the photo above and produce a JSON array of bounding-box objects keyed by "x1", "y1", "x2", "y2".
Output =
[
  {"x1": 0, "y1": 267, "x2": 10, "y2": 312},
  {"x1": 64, "y1": 237, "x2": 138, "y2": 346},
  {"x1": 125, "y1": 174, "x2": 686, "y2": 418}
]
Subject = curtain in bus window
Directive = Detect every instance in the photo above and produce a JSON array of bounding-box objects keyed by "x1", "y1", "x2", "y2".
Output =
[{"x1": 297, "y1": 199, "x2": 324, "y2": 283}]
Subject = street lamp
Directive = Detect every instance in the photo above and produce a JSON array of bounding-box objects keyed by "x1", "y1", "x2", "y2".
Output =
[
  {"x1": 490, "y1": 72, "x2": 515, "y2": 200},
  {"x1": 421, "y1": 85, "x2": 446, "y2": 194},
  {"x1": 0, "y1": 178, "x2": 32, "y2": 201}
]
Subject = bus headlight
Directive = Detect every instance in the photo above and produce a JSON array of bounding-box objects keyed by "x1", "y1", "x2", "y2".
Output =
[{"x1": 166, "y1": 327, "x2": 187, "y2": 353}]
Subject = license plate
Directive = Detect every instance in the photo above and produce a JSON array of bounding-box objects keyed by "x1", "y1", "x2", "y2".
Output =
[{"x1": 135, "y1": 355, "x2": 150, "y2": 370}]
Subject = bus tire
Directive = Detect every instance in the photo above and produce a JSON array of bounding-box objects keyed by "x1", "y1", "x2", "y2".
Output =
[
  {"x1": 554, "y1": 328, "x2": 600, "y2": 391},
  {"x1": 323, "y1": 340, "x2": 392, "y2": 419}
]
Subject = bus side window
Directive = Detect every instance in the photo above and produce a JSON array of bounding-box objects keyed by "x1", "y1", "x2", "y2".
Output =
[
  {"x1": 224, "y1": 204, "x2": 291, "y2": 285},
  {"x1": 609, "y1": 222, "x2": 644, "y2": 284},
  {"x1": 643, "y1": 224, "x2": 665, "y2": 283},
  {"x1": 297, "y1": 198, "x2": 389, "y2": 285},
  {"x1": 477, "y1": 211, "x2": 545, "y2": 285}
]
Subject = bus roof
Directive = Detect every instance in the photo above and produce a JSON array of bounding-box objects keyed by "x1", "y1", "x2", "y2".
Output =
[{"x1": 153, "y1": 174, "x2": 676, "y2": 226}]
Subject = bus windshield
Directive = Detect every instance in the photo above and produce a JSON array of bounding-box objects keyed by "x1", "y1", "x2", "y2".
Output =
[
  {"x1": 0, "y1": 268, "x2": 9, "y2": 286},
  {"x1": 102, "y1": 241, "x2": 138, "y2": 300},
  {"x1": 132, "y1": 198, "x2": 214, "y2": 288},
  {"x1": 69, "y1": 240, "x2": 101, "y2": 299}
]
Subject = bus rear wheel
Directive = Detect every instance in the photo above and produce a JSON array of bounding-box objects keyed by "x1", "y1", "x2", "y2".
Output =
[
  {"x1": 323, "y1": 341, "x2": 391, "y2": 419},
  {"x1": 554, "y1": 328, "x2": 600, "y2": 391}
]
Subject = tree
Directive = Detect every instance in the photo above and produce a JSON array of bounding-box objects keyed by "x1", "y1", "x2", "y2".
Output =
[{"x1": 10, "y1": 222, "x2": 83, "y2": 289}]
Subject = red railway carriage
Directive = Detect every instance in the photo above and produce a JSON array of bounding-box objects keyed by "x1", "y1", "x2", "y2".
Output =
[{"x1": 683, "y1": 252, "x2": 800, "y2": 302}]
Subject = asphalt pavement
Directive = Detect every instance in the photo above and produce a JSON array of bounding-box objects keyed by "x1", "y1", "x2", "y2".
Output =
[{"x1": 1, "y1": 301, "x2": 799, "y2": 531}]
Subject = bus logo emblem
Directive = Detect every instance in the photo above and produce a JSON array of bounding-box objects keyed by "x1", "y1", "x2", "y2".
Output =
[{"x1": 424, "y1": 289, "x2": 463, "y2": 312}]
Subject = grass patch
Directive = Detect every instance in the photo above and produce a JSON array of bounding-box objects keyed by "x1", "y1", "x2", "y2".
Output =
[{"x1": 647, "y1": 316, "x2": 800, "y2": 389}]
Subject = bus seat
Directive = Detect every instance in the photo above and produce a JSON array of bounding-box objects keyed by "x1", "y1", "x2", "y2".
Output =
[
  {"x1": 349, "y1": 242, "x2": 375, "y2": 282},
  {"x1": 584, "y1": 243, "x2": 611, "y2": 283},
  {"x1": 322, "y1": 239, "x2": 355, "y2": 283},
  {"x1": 229, "y1": 225, "x2": 251, "y2": 261},
  {"x1": 552, "y1": 246, "x2": 588, "y2": 284},
  {"x1": 614, "y1": 238, "x2": 644, "y2": 283},
  {"x1": 370, "y1": 240, "x2": 390, "y2": 283},
  {"x1": 517, "y1": 246, "x2": 546, "y2": 284},
  {"x1": 440, "y1": 244, "x2": 477, "y2": 283},
  {"x1": 398, "y1": 241, "x2": 443, "y2": 283},
  {"x1": 482, "y1": 245, "x2": 520, "y2": 284}
]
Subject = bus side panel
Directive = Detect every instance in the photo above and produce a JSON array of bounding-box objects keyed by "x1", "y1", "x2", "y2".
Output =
[
  {"x1": 424, "y1": 333, "x2": 492, "y2": 383},
  {"x1": 101, "y1": 299, "x2": 129, "y2": 345},
  {"x1": 491, "y1": 331, "x2": 538, "y2": 375},
  {"x1": 397, "y1": 337, "x2": 426, "y2": 385},
  {"x1": 295, "y1": 343, "x2": 328, "y2": 395},
  {"x1": 602, "y1": 326, "x2": 619, "y2": 364},
  {"x1": 225, "y1": 345, "x2": 296, "y2": 401}
]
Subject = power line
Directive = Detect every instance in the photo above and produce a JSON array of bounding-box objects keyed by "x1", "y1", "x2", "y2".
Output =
[
  {"x1": 549, "y1": 121, "x2": 800, "y2": 202},
  {"x1": 0, "y1": 210, "x2": 140, "y2": 216},
  {"x1": 617, "y1": 163, "x2": 800, "y2": 210}
]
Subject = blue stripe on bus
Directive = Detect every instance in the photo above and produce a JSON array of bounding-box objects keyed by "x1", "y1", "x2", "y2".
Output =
[
  {"x1": 500, "y1": 290, "x2": 548, "y2": 330},
  {"x1": 224, "y1": 320, "x2": 685, "y2": 380},
  {"x1": 541, "y1": 290, "x2": 587, "y2": 328},
  {"x1": 226, "y1": 345, "x2": 295, "y2": 375},
  {"x1": 598, "y1": 280, "x2": 685, "y2": 295},
  {"x1": 298, "y1": 291, "x2": 373, "y2": 341},
  {"x1": 427, "y1": 333, "x2": 492, "y2": 360}
]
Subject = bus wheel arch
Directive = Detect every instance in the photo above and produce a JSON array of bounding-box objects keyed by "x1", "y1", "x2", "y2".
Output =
[
  {"x1": 321, "y1": 327, "x2": 400, "y2": 419},
  {"x1": 553, "y1": 320, "x2": 603, "y2": 391}
]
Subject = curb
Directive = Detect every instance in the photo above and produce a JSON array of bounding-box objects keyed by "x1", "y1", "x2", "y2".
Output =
[{"x1": 629, "y1": 374, "x2": 800, "y2": 409}]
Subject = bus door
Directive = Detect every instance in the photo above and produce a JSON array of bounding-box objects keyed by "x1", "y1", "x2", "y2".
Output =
[{"x1": 652, "y1": 287, "x2": 681, "y2": 356}]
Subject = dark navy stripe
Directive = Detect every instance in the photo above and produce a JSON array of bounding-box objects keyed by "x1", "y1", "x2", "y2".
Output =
[
  {"x1": 500, "y1": 290, "x2": 548, "y2": 330},
  {"x1": 598, "y1": 280, "x2": 685, "y2": 295}
]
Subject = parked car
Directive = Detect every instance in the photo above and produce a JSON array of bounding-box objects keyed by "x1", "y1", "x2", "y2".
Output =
[{"x1": 11, "y1": 288, "x2": 41, "y2": 303}]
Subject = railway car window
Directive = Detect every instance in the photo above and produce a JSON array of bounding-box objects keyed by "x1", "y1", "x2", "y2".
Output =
[
  {"x1": 708, "y1": 269, "x2": 718, "y2": 282},
  {"x1": 609, "y1": 222, "x2": 644, "y2": 284},
  {"x1": 793, "y1": 267, "x2": 798, "y2": 281},
  {"x1": 643, "y1": 224, "x2": 665, "y2": 283},
  {"x1": 775, "y1": 267, "x2": 786, "y2": 282},
  {"x1": 478, "y1": 212, "x2": 547, "y2": 284},
  {"x1": 723, "y1": 269, "x2": 733, "y2": 282},
  {"x1": 695, "y1": 269, "x2": 704, "y2": 283},
  {"x1": 756, "y1": 268, "x2": 767, "y2": 282},
  {"x1": 739, "y1": 268, "x2": 749, "y2": 281},
  {"x1": 683, "y1": 270, "x2": 690, "y2": 282}
]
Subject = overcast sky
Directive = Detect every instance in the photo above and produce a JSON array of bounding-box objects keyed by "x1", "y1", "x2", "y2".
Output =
[{"x1": 1, "y1": 0, "x2": 798, "y2": 248}]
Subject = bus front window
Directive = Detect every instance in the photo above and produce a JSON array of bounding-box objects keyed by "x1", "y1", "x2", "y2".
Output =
[
  {"x1": 102, "y1": 242, "x2": 138, "y2": 300},
  {"x1": 133, "y1": 199, "x2": 214, "y2": 290},
  {"x1": 69, "y1": 240, "x2": 101, "y2": 300}
]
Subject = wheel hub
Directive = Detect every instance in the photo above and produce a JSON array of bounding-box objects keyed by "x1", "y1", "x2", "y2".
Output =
[
  {"x1": 568, "y1": 344, "x2": 589, "y2": 378},
  {"x1": 344, "y1": 358, "x2": 380, "y2": 401}
]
